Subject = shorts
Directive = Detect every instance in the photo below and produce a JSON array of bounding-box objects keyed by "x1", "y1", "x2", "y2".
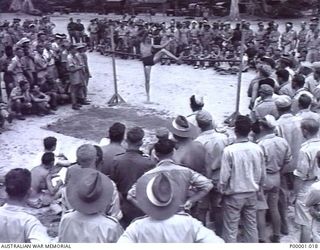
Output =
[{"x1": 142, "y1": 55, "x2": 154, "y2": 66}]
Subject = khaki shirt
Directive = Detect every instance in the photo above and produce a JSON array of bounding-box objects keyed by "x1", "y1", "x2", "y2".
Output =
[
  {"x1": 118, "y1": 213, "x2": 224, "y2": 243},
  {"x1": 219, "y1": 139, "x2": 265, "y2": 195},
  {"x1": 128, "y1": 159, "x2": 213, "y2": 205},
  {"x1": 58, "y1": 211, "x2": 123, "y2": 243},
  {"x1": 0, "y1": 204, "x2": 50, "y2": 243},
  {"x1": 195, "y1": 130, "x2": 229, "y2": 182},
  {"x1": 276, "y1": 114, "x2": 304, "y2": 172}
]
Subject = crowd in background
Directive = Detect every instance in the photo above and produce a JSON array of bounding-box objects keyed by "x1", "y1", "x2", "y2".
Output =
[{"x1": 2, "y1": 14, "x2": 320, "y2": 244}]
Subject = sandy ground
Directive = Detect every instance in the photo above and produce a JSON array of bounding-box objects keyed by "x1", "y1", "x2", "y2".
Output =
[{"x1": 0, "y1": 12, "x2": 306, "y2": 242}]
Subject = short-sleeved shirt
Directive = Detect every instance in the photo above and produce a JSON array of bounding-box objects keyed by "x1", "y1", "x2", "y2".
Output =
[
  {"x1": 118, "y1": 213, "x2": 224, "y2": 243},
  {"x1": 0, "y1": 204, "x2": 50, "y2": 243},
  {"x1": 58, "y1": 211, "x2": 123, "y2": 243}
]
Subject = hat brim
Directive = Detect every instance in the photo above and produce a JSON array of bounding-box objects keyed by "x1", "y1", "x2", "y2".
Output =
[
  {"x1": 136, "y1": 173, "x2": 183, "y2": 220},
  {"x1": 167, "y1": 119, "x2": 198, "y2": 138},
  {"x1": 67, "y1": 167, "x2": 114, "y2": 215}
]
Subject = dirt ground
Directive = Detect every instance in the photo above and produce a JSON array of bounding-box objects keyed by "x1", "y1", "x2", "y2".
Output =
[{"x1": 0, "y1": 12, "x2": 306, "y2": 242}]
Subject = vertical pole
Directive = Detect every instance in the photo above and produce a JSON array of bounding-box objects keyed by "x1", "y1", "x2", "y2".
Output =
[
  {"x1": 110, "y1": 25, "x2": 119, "y2": 103},
  {"x1": 235, "y1": 22, "x2": 245, "y2": 114}
]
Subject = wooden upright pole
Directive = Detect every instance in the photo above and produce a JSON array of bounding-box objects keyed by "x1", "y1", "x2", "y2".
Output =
[
  {"x1": 224, "y1": 22, "x2": 245, "y2": 125},
  {"x1": 107, "y1": 25, "x2": 125, "y2": 106},
  {"x1": 235, "y1": 22, "x2": 245, "y2": 114}
]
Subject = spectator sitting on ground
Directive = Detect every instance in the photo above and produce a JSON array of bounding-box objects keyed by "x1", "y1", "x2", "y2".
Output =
[{"x1": 0, "y1": 168, "x2": 50, "y2": 243}]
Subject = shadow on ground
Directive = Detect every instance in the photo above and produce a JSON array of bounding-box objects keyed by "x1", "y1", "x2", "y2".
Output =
[{"x1": 44, "y1": 105, "x2": 170, "y2": 142}]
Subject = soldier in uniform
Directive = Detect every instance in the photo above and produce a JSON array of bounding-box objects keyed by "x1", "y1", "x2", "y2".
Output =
[
  {"x1": 268, "y1": 23, "x2": 281, "y2": 50},
  {"x1": 119, "y1": 171, "x2": 223, "y2": 243},
  {"x1": 251, "y1": 84, "x2": 279, "y2": 122},
  {"x1": 255, "y1": 22, "x2": 266, "y2": 48},
  {"x1": 297, "y1": 21, "x2": 309, "y2": 53},
  {"x1": 109, "y1": 127, "x2": 156, "y2": 229},
  {"x1": 281, "y1": 22, "x2": 297, "y2": 54}
]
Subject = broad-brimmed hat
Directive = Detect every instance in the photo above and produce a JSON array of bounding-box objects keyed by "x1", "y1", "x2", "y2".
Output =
[
  {"x1": 167, "y1": 115, "x2": 197, "y2": 138},
  {"x1": 136, "y1": 172, "x2": 183, "y2": 220},
  {"x1": 67, "y1": 168, "x2": 114, "y2": 215}
]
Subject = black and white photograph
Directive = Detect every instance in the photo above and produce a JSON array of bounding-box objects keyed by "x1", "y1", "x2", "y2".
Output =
[{"x1": 0, "y1": 0, "x2": 320, "y2": 245}]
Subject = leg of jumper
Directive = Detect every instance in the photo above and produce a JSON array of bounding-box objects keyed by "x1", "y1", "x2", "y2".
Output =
[
  {"x1": 143, "y1": 66, "x2": 151, "y2": 102},
  {"x1": 153, "y1": 49, "x2": 180, "y2": 64}
]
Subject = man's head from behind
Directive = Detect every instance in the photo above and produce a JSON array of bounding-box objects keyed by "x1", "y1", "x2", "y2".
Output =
[
  {"x1": 298, "y1": 94, "x2": 312, "y2": 110},
  {"x1": 301, "y1": 118, "x2": 320, "y2": 139},
  {"x1": 234, "y1": 115, "x2": 252, "y2": 138},
  {"x1": 109, "y1": 122, "x2": 125, "y2": 143},
  {"x1": 154, "y1": 139, "x2": 175, "y2": 159},
  {"x1": 126, "y1": 127, "x2": 144, "y2": 147},
  {"x1": 41, "y1": 152, "x2": 55, "y2": 168},
  {"x1": 5, "y1": 168, "x2": 31, "y2": 200},
  {"x1": 44, "y1": 136, "x2": 57, "y2": 151},
  {"x1": 190, "y1": 95, "x2": 204, "y2": 112},
  {"x1": 76, "y1": 144, "x2": 97, "y2": 168}
]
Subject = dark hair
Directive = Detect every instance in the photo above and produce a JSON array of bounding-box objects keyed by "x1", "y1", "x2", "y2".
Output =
[
  {"x1": 41, "y1": 152, "x2": 55, "y2": 165},
  {"x1": 277, "y1": 105, "x2": 291, "y2": 113},
  {"x1": 94, "y1": 145, "x2": 103, "y2": 168},
  {"x1": 292, "y1": 74, "x2": 305, "y2": 89},
  {"x1": 299, "y1": 94, "x2": 312, "y2": 109},
  {"x1": 259, "y1": 78, "x2": 275, "y2": 88},
  {"x1": 154, "y1": 139, "x2": 175, "y2": 155},
  {"x1": 43, "y1": 136, "x2": 57, "y2": 150},
  {"x1": 127, "y1": 127, "x2": 144, "y2": 144},
  {"x1": 18, "y1": 80, "x2": 29, "y2": 88},
  {"x1": 190, "y1": 95, "x2": 204, "y2": 111},
  {"x1": 276, "y1": 69, "x2": 289, "y2": 82},
  {"x1": 5, "y1": 168, "x2": 31, "y2": 198},
  {"x1": 109, "y1": 122, "x2": 125, "y2": 143},
  {"x1": 301, "y1": 118, "x2": 320, "y2": 136},
  {"x1": 234, "y1": 115, "x2": 252, "y2": 137}
]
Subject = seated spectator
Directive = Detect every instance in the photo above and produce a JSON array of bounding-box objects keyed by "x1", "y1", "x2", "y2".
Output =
[
  {"x1": 100, "y1": 122, "x2": 126, "y2": 176},
  {"x1": 30, "y1": 84, "x2": 53, "y2": 116},
  {"x1": 0, "y1": 168, "x2": 50, "y2": 243},
  {"x1": 10, "y1": 80, "x2": 32, "y2": 120},
  {"x1": 29, "y1": 152, "x2": 63, "y2": 208},
  {"x1": 58, "y1": 168, "x2": 123, "y2": 243}
]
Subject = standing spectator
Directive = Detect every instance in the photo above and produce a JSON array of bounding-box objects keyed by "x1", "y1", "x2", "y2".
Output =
[
  {"x1": 251, "y1": 84, "x2": 279, "y2": 122},
  {"x1": 88, "y1": 19, "x2": 99, "y2": 52},
  {"x1": 67, "y1": 45, "x2": 85, "y2": 110},
  {"x1": 109, "y1": 127, "x2": 155, "y2": 228},
  {"x1": 275, "y1": 95, "x2": 303, "y2": 235},
  {"x1": 294, "y1": 118, "x2": 320, "y2": 242},
  {"x1": 119, "y1": 172, "x2": 223, "y2": 243},
  {"x1": 75, "y1": 19, "x2": 85, "y2": 43},
  {"x1": 67, "y1": 18, "x2": 77, "y2": 44},
  {"x1": 195, "y1": 110, "x2": 228, "y2": 236},
  {"x1": 219, "y1": 115, "x2": 265, "y2": 243},
  {"x1": 58, "y1": 168, "x2": 123, "y2": 243},
  {"x1": 255, "y1": 115, "x2": 292, "y2": 243}
]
